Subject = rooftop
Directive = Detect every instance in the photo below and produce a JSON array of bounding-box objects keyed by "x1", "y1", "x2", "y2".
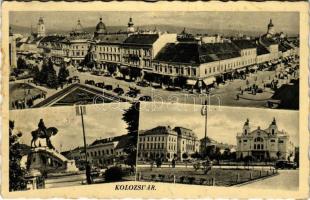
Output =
[
  {"x1": 232, "y1": 39, "x2": 257, "y2": 49},
  {"x1": 123, "y1": 34, "x2": 159, "y2": 45}
]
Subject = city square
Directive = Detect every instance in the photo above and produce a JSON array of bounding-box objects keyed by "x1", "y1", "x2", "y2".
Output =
[
  {"x1": 9, "y1": 11, "x2": 299, "y2": 109},
  {"x1": 136, "y1": 103, "x2": 299, "y2": 189}
]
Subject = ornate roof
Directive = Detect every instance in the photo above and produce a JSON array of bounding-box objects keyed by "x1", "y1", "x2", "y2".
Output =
[{"x1": 95, "y1": 18, "x2": 107, "y2": 34}]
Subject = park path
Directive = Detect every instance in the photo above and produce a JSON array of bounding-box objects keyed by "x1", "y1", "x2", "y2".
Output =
[{"x1": 238, "y1": 169, "x2": 298, "y2": 191}]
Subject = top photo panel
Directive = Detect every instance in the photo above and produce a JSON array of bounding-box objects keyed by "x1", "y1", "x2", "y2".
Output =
[{"x1": 9, "y1": 11, "x2": 300, "y2": 110}]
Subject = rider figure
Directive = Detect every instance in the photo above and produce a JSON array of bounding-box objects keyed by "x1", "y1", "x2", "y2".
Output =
[{"x1": 38, "y1": 119, "x2": 47, "y2": 137}]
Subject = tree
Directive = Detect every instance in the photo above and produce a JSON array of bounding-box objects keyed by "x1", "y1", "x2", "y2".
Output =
[
  {"x1": 39, "y1": 58, "x2": 58, "y2": 88},
  {"x1": 58, "y1": 65, "x2": 70, "y2": 84},
  {"x1": 9, "y1": 120, "x2": 27, "y2": 191},
  {"x1": 17, "y1": 57, "x2": 28, "y2": 70},
  {"x1": 122, "y1": 102, "x2": 140, "y2": 169},
  {"x1": 176, "y1": 76, "x2": 188, "y2": 89},
  {"x1": 107, "y1": 65, "x2": 117, "y2": 75},
  {"x1": 32, "y1": 65, "x2": 40, "y2": 83},
  {"x1": 119, "y1": 66, "x2": 130, "y2": 79},
  {"x1": 129, "y1": 67, "x2": 142, "y2": 81}
]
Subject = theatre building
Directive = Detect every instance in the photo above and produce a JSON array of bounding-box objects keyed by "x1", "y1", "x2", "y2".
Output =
[
  {"x1": 138, "y1": 126, "x2": 200, "y2": 162},
  {"x1": 236, "y1": 118, "x2": 295, "y2": 161}
]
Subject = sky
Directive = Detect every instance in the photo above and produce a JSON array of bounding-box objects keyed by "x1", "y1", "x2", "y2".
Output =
[
  {"x1": 139, "y1": 102, "x2": 299, "y2": 146},
  {"x1": 10, "y1": 11, "x2": 299, "y2": 35},
  {"x1": 9, "y1": 103, "x2": 131, "y2": 151}
]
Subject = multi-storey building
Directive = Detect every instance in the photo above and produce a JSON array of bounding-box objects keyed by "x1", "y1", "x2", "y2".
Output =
[
  {"x1": 138, "y1": 126, "x2": 200, "y2": 161},
  {"x1": 62, "y1": 134, "x2": 133, "y2": 168},
  {"x1": 236, "y1": 118, "x2": 295, "y2": 161},
  {"x1": 174, "y1": 127, "x2": 200, "y2": 159},
  {"x1": 121, "y1": 33, "x2": 177, "y2": 79},
  {"x1": 9, "y1": 27, "x2": 17, "y2": 69},
  {"x1": 63, "y1": 20, "x2": 92, "y2": 66},
  {"x1": 232, "y1": 40, "x2": 257, "y2": 68},
  {"x1": 38, "y1": 35, "x2": 67, "y2": 64},
  {"x1": 94, "y1": 34, "x2": 128, "y2": 73}
]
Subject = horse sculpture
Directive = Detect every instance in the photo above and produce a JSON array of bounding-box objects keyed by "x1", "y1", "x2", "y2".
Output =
[{"x1": 31, "y1": 127, "x2": 58, "y2": 149}]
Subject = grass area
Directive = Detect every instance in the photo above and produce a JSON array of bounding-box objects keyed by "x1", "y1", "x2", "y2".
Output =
[
  {"x1": 10, "y1": 82, "x2": 45, "y2": 103},
  {"x1": 137, "y1": 167, "x2": 277, "y2": 186}
]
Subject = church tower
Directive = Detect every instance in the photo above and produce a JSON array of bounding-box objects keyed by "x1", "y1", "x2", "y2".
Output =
[
  {"x1": 127, "y1": 17, "x2": 135, "y2": 33},
  {"x1": 266, "y1": 19, "x2": 275, "y2": 38},
  {"x1": 243, "y1": 118, "x2": 250, "y2": 135},
  {"x1": 37, "y1": 17, "x2": 46, "y2": 37},
  {"x1": 268, "y1": 117, "x2": 278, "y2": 135}
]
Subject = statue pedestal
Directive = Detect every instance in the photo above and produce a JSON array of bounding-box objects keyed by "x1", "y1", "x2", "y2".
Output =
[{"x1": 27, "y1": 147, "x2": 79, "y2": 173}]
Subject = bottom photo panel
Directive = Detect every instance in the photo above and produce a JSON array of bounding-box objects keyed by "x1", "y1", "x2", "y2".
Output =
[
  {"x1": 9, "y1": 102, "x2": 139, "y2": 191},
  {"x1": 136, "y1": 102, "x2": 299, "y2": 191}
]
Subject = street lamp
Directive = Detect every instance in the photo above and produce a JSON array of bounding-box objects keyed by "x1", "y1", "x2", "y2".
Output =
[
  {"x1": 75, "y1": 103, "x2": 92, "y2": 184},
  {"x1": 201, "y1": 100, "x2": 208, "y2": 155}
]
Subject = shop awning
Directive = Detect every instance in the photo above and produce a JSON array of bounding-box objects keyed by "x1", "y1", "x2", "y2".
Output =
[
  {"x1": 186, "y1": 79, "x2": 197, "y2": 86},
  {"x1": 64, "y1": 58, "x2": 71, "y2": 62},
  {"x1": 251, "y1": 65, "x2": 259, "y2": 70},
  {"x1": 203, "y1": 77, "x2": 216, "y2": 85}
]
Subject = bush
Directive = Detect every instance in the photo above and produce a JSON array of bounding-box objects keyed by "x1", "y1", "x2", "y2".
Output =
[{"x1": 104, "y1": 166, "x2": 123, "y2": 182}]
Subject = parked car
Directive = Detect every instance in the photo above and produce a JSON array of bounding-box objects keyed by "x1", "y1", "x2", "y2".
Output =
[
  {"x1": 113, "y1": 87, "x2": 125, "y2": 96},
  {"x1": 104, "y1": 85, "x2": 113, "y2": 90},
  {"x1": 103, "y1": 72, "x2": 112, "y2": 77},
  {"x1": 137, "y1": 81, "x2": 150, "y2": 87},
  {"x1": 85, "y1": 80, "x2": 95, "y2": 85},
  {"x1": 91, "y1": 71, "x2": 100, "y2": 76},
  {"x1": 125, "y1": 90, "x2": 138, "y2": 98},
  {"x1": 139, "y1": 95, "x2": 152, "y2": 101},
  {"x1": 275, "y1": 160, "x2": 297, "y2": 169},
  {"x1": 95, "y1": 82, "x2": 105, "y2": 89}
]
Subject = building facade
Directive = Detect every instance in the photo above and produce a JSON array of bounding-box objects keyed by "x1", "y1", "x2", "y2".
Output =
[
  {"x1": 138, "y1": 126, "x2": 200, "y2": 162},
  {"x1": 236, "y1": 118, "x2": 295, "y2": 161}
]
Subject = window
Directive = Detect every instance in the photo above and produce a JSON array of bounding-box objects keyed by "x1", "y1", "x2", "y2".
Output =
[
  {"x1": 243, "y1": 140, "x2": 247, "y2": 142},
  {"x1": 278, "y1": 140, "x2": 284, "y2": 143},
  {"x1": 271, "y1": 139, "x2": 275, "y2": 142}
]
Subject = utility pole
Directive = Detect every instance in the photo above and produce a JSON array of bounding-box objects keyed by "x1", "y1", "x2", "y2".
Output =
[
  {"x1": 76, "y1": 105, "x2": 92, "y2": 184},
  {"x1": 201, "y1": 100, "x2": 208, "y2": 156}
]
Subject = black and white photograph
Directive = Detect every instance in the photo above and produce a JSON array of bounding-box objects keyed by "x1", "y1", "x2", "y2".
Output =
[
  {"x1": 136, "y1": 102, "x2": 299, "y2": 190},
  {"x1": 3, "y1": 2, "x2": 307, "y2": 199},
  {"x1": 8, "y1": 102, "x2": 139, "y2": 191},
  {"x1": 9, "y1": 11, "x2": 299, "y2": 109}
]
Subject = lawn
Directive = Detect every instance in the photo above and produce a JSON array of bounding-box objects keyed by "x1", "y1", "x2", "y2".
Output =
[
  {"x1": 10, "y1": 82, "x2": 46, "y2": 107},
  {"x1": 137, "y1": 167, "x2": 277, "y2": 186}
]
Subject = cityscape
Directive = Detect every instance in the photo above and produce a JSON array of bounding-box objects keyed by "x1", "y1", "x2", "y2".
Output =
[
  {"x1": 8, "y1": 11, "x2": 301, "y2": 193},
  {"x1": 9, "y1": 11, "x2": 299, "y2": 110},
  {"x1": 136, "y1": 103, "x2": 299, "y2": 189}
]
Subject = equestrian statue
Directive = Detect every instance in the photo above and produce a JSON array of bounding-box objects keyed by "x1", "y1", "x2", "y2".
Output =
[{"x1": 31, "y1": 119, "x2": 58, "y2": 149}]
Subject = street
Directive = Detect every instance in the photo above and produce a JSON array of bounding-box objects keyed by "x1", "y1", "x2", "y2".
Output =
[
  {"x1": 45, "y1": 173, "x2": 86, "y2": 189},
  {"x1": 239, "y1": 169, "x2": 299, "y2": 191}
]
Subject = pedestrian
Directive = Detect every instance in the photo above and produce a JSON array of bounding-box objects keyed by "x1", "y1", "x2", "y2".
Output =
[
  {"x1": 172, "y1": 158, "x2": 176, "y2": 168},
  {"x1": 236, "y1": 94, "x2": 239, "y2": 100}
]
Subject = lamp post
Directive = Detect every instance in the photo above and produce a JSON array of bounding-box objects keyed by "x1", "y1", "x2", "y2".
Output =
[
  {"x1": 201, "y1": 100, "x2": 208, "y2": 155},
  {"x1": 76, "y1": 104, "x2": 92, "y2": 184}
]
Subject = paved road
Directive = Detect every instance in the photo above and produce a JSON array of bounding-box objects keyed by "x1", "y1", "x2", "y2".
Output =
[
  {"x1": 69, "y1": 61, "x2": 298, "y2": 108},
  {"x1": 239, "y1": 169, "x2": 299, "y2": 191},
  {"x1": 45, "y1": 173, "x2": 86, "y2": 189}
]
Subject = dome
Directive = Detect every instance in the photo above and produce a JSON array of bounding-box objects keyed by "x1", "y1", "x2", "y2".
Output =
[
  {"x1": 75, "y1": 20, "x2": 84, "y2": 33},
  {"x1": 96, "y1": 18, "x2": 107, "y2": 34}
]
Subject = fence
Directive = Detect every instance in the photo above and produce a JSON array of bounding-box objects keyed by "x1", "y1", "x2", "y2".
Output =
[{"x1": 136, "y1": 169, "x2": 278, "y2": 186}]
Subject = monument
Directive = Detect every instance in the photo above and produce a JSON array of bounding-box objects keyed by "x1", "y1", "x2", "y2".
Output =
[{"x1": 27, "y1": 123, "x2": 78, "y2": 174}]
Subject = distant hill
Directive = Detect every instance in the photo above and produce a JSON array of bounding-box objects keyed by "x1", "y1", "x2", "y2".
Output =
[
  {"x1": 11, "y1": 23, "x2": 298, "y2": 38},
  {"x1": 11, "y1": 24, "x2": 265, "y2": 37}
]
